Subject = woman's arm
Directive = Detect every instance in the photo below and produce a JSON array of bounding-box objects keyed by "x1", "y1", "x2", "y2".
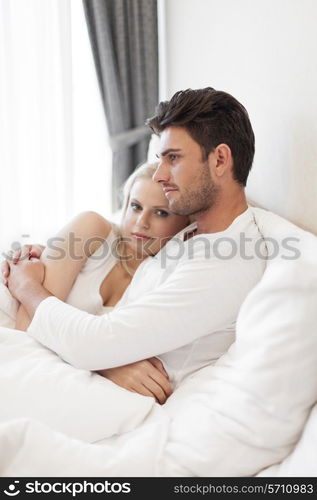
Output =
[{"x1": 15, "y1": 211, "x2": 111, "y2": 331}]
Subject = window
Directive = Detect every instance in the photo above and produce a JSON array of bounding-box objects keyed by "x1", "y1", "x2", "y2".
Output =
[{"x1": 0, "y1": 0, "x2": 112, "y2": 252}]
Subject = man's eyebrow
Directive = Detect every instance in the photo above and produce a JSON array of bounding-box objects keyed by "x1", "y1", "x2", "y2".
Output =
[{"x1": 156, "y1": 148, "x2": 182, "y2": 158}]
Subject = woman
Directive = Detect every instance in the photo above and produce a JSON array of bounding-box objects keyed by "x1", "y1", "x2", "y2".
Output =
[{"x1": 3, "y1": 162, "x2": 190, "y2": 403}]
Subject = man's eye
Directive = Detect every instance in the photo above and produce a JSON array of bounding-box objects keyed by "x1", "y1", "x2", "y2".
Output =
[
  {"x1": 169, "y1": 154, "x2": 178, "y2": 162},
  {"x1": 156, "y1": 209, "x2": 169, "y2": 217}
]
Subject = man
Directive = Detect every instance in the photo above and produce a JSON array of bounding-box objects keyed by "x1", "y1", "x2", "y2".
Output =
[{"x1": 4, "y1": 87, "x2": 265, "y2": 386}]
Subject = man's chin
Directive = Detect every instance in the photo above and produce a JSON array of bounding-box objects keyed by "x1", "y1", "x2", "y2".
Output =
[{"x1": 169, "y1": 201, "x2": 191, "y2": 217}]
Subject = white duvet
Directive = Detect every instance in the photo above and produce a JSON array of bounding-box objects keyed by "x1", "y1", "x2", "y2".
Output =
[
  {"x1": 1, "y1": 207, "x2": 317, "y2": 477},
  {"x1": 0, "y1": 326, "x2": 156, "y2": 443}
]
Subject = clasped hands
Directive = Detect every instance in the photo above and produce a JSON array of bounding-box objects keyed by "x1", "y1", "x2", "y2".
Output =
[
  {"x1": 1, "y1": 245, "x2": 173, "y2": 404},
  {"x1": 1, "y1": 244, "x2": 45, "y2": 301}
]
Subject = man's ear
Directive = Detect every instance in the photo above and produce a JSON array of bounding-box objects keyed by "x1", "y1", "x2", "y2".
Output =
[{"x1": 211, "y1": 143, "x2": 232, "y2": 178}]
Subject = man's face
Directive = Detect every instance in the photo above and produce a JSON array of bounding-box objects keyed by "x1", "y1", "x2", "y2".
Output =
[{"x1": 153, "y1": 126, "x2": 220, "y2": 216}]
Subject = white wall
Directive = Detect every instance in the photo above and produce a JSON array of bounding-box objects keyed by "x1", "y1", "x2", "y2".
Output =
[{"x1": 163, "y1": 0, "x2": 317, "y2": 234}]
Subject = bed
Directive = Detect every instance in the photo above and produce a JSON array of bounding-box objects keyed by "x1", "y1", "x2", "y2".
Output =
[{"x1": 0, "y1": 206, "x2": 317, "y2": 477}]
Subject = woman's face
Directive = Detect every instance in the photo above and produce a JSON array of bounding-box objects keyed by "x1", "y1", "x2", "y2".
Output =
[{"x1": 121, "y1": 177, "x2": 189, "y2": 259}]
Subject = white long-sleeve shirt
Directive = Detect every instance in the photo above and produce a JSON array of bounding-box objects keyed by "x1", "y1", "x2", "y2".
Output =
[{"x1": 27, "y1": 207, "x2": 266, "y2": 386}]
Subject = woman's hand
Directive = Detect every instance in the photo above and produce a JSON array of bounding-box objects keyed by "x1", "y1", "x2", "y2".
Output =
[
  {"x1": 7, "y1": 258, "x2": 45, "y2": 301},
  {"x1": 98, "y1": 357, "x2": 173, "y2": 404},
  {"x1": 1, "y1": 244, "x2": 45, "y2": 286}
]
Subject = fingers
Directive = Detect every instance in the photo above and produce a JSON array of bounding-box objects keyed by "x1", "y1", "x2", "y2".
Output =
[
  {"x1": 147, "y1": 359, "x2": 173, "y2": 397},
  {"x1": 1, "y1": 243, "x2": 43, "y2": 287},
  {"x1": 1, "y1": 260, "x2": 10, "y2": 278},
  {"x1": 1, "y1": 258, "x2": 11, "y2": 286},
  {"x1": 1, "y1": 243, "x2": 42, "y2": 273},
  {"x1": 3, "y1": 259, "x2": 12, "y2": 286},
  {"x1": 130, "y1": 384, "x2": 156, "y2": 400},
  {"x1": 148, "y1": 357, "x2": 169, "y2": 378},
  {"x1": 15, "y1": 244, "x2": 39, "y2": 263},
  {"x1": 12, "y1": 248, "x2": 22, "y2": 264},
  {"x1": 7, "y1": 245, "x2": 36, "y2": 265},
  {"x1": 19, "y1": 245, "x2": 33, "y2": 262},
  {"x1": 3, "y1": 247, "x2": 22, "y2": 264},
  {"x1": 29, "y1": 244, "x2": 45, "y2": 259},
  {"x1": 2, "y1": 247, "x2": 25, "y2": 266},
  {"x1": 99, "y1": 360, "x2": 173, "y2": 405},
  {"x1": 130, "y1": 380, "x2": 165, "y2": 404},
  {"x1": 141, "y1": 378, "x2": 168, "y2": 405},
  {"x1": 148, "y1": 368, "x2": 173, "y2": 399},
  {"x1": 142, "y1": 360, "x2": 173, "y2": 402}
]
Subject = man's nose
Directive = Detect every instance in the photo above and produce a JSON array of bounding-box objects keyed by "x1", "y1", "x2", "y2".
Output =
[{"x1": 152, "y1": 160, "x2": 170, "y2": 184}]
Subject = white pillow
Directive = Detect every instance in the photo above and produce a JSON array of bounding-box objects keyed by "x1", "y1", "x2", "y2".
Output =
[
  {"x1": 257, "y1": 403, "x2": 317, "y2": 476},
  {"x1": 0, "y1": 327, "x2": 155, "y2": 443}
]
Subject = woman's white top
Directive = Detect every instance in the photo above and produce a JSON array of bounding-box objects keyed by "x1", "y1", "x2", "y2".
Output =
[
  {"x1": 65, "y1": 228, "x2": 118, "y2": 316},
  {"x1": 28, "y1": 207, "x2": 266, "y2": 388}
]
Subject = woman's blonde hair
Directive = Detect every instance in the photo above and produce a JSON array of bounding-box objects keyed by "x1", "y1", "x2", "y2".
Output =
[
  {"x1": 119, "y1": 162, "x2": 159, "y2": 224},
  {"x1": 112, "y1": 162, "x2": 159, "y2": 276}
]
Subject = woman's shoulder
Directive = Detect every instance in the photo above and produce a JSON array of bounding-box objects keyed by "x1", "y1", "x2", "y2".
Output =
[{"x1": 70, "y1": 211, "x2": 115, "y2": 256}]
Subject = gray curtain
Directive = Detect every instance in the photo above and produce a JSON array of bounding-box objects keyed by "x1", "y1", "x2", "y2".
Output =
[{"x1": 82, "y1": 0, "x2": 159, "y2": 210}]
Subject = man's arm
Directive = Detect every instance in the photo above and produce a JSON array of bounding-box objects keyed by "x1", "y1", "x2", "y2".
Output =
[
  {"x1": 14, "y1": 279, "x2": 52, "y2": 317},
  {"x1": 6, "y1": 258, "x2": 52, "y2": 319},
  {"x1": 7, "y1": 259, "x2": 174, "y2": 402},
  {"x1": 23, "y1": 244, "x2": 261, "y2": 371}
]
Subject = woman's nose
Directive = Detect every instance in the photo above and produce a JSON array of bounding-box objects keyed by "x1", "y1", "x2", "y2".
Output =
[
  {"x1": 152, "y1": 160, "x2": 170, "y2": 184},
  {"x1": 137, "y1": 212, "x2": 150, "y2": 229}
]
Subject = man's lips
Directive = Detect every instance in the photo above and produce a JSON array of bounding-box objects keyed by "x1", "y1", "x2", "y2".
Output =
[
  {"x1": 163, "y1": 187, "x2": 178, "y2": 196},
  {"x1": 131, "y1": 233, "x2": 152, "y2": 241}
]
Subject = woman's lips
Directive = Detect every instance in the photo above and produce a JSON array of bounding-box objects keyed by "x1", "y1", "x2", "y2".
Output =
[{"x1": 131, "y1": 233, "x2": 152, "y2": 241}]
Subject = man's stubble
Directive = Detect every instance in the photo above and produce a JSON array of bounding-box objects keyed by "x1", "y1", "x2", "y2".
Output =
[{"x1": 169, "y1": 162, "x2": 220, "y2": 217}]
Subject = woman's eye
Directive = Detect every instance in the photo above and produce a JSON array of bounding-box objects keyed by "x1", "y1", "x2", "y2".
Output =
[
  {"x1": 131, "y1": 202, "x2": 141, "y2": 211},
  {"x1": 156, "y1": 209, "x2": 169, "y2": 217}
]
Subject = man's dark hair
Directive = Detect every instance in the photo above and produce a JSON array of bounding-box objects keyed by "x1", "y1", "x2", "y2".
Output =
[{"x1": 146, "y1": 87, "x2": 255, "y2": 187}]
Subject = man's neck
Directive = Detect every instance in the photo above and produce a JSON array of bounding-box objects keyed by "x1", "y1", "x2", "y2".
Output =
[{"x1": 195, "y1": 190, "x2": 248, "y2": 235}]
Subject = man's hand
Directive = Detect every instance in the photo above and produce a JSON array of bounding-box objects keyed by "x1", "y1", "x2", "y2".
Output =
[
  {"x1": 7, "y1": 258, "x2": 45, "y2": 301},
  {"x1": 98, "y1": 357, "x2": 173, "y2": 404},
  {"x1": 1, "y1": 244, "x2": 45, "y2": 286}
]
